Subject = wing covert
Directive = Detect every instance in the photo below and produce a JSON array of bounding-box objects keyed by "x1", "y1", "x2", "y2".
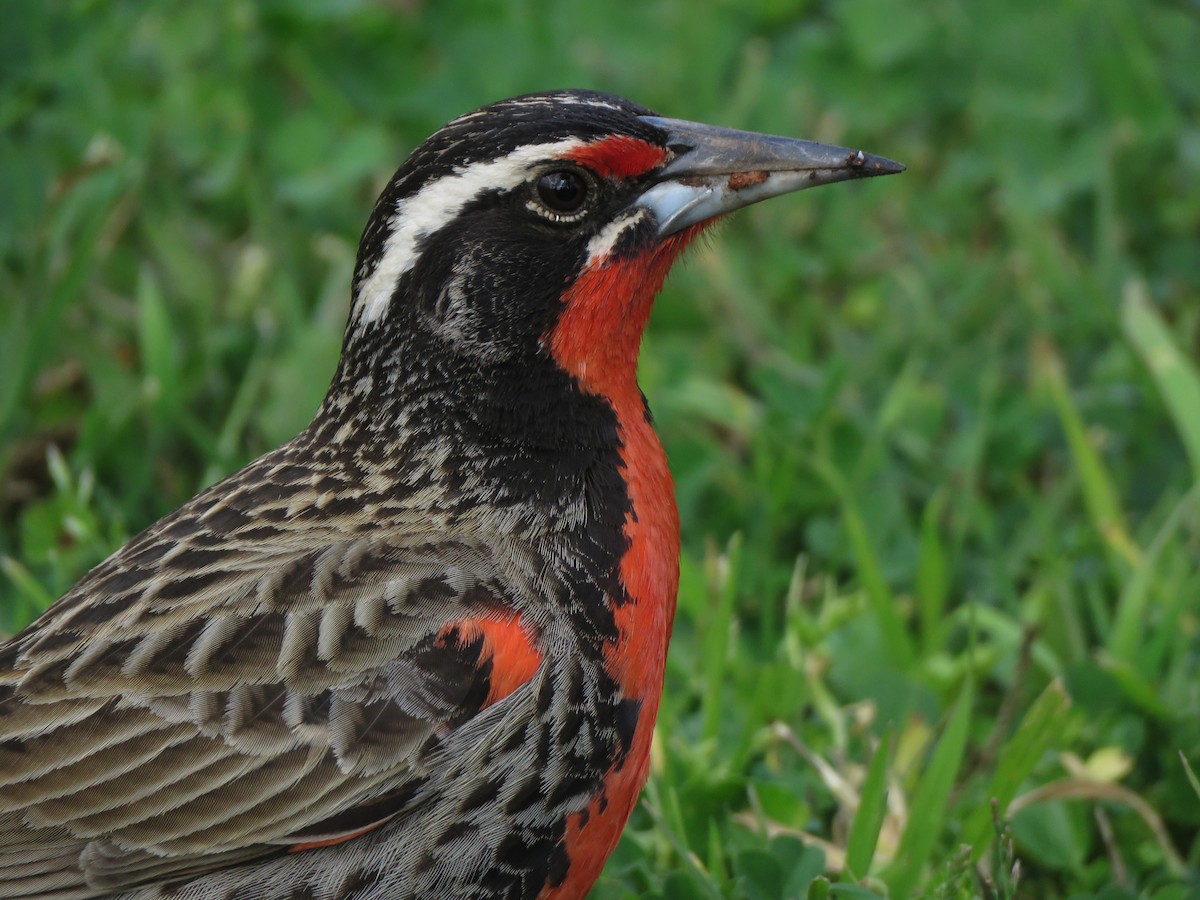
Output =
[{"x1": 0, "y1": 532, "x2": 544, "y2": 897}]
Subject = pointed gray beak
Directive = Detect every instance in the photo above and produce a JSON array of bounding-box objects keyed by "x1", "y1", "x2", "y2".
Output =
[{"x1": 636, "y1": 116, "x2": 905, "y2": 236}]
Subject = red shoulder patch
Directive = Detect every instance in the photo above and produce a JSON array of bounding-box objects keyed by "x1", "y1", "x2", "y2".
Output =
[
  {"x1": 287, "y1": 614, "x2": 542, "y2": 856},
  {"x1": 444, "y1": 614, "x2": 543, "y2": 707}
]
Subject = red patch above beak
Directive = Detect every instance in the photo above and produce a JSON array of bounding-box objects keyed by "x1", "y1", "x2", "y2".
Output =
[{"x1": 566, "y1": 136, "x2": 667, "y2": 180}]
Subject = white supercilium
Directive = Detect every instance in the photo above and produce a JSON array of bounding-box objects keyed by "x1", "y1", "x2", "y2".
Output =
[{"x1": 353, "y1": 139, "x2": 587, "y2": 327}]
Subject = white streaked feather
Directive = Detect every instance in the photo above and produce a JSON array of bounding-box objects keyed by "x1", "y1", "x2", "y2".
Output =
[
  {"x1": 184, "y1": 615, "x2": 239, "y2": 678},
  {"x1": 317, "y1": 603, "x2": 352, "y2": 662},
  {"x1": 584, "y1": 208, "x2": 647, "y2": 266},
  {"x1": 353, "y1": 138, "x2": 586, "y2": 327}
]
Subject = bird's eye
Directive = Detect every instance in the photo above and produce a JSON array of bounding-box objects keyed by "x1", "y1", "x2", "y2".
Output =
[{"x1": 536, "y1": 170, "x2": 588, "y2": 214}]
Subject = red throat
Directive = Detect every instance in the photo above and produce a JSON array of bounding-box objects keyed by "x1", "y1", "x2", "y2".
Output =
[
  {"x1": 542, "y1": 228, "x2": 702, "y2": 898},
  {"x1": 547, "y1": 228, "x2": 701, "y2": 404}
]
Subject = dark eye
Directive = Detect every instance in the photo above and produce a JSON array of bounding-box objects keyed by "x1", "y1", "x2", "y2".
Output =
[{"x1": 536, "y1": 170, "x2": 587, "y2": 214}]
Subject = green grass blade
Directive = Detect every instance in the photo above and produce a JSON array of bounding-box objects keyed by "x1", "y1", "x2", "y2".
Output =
[
  {"x1": 842, "y1": 497, "x2": 914, "y2": 669},
  {"x1": 0, "y1": 556, "x2": 55, "y2": 633},
  {"x1": 885, "y1": 684, "x2": 973, "y2": 898},
  {"x1": 810, "y1": 457, "x2": 915, "y2": 669},
  {"x1": 136, "y1": 265, "x2": 182, "y2": 422},
  {"x1": 1099, "y1": 656, "x2": 1173, "y2": 721},
  {"x1": 844, "y1": 731, "x2": 893, "y2": 881},
  {"x1": 915, "y1": 490, "x2": 949, "y2": 654},
  {"x1": 1032, "y1": 336, "x2": 1140, "y2": 570},
  {"x1": 0, "y1": 207, "x2": 105, "y2": 437},
  {"x1": 1109, "y1": 484, "x2": 1200, "y2": 663},
  {"x1": 1181, "y1": 751, "x2": 1200, "y2": 801},
  {"x1": 963, "y1": 680, "x2": 1070, "y2": 859},
  {"x1": 1122, "y1": 280, "x2": 1200, "y2": 482}
]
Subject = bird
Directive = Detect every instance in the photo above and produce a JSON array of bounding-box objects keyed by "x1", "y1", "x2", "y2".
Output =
[{"x1": 0, "y1": 90, "x2": 902, "y2": 899}]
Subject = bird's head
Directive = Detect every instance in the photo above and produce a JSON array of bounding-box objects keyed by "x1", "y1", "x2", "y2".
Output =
[{"x1": 337, "y1": 90, "x2": 902, "y2": 405}]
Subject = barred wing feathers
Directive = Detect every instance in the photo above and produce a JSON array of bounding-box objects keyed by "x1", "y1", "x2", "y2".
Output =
[{"x1": 0, "y1": 461, "x2": 545, "y2": 897}]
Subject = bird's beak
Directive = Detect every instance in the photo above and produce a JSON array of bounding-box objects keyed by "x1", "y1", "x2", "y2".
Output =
[{"x1": 635, "y1": 116, "x2": 905, "y2": 237}]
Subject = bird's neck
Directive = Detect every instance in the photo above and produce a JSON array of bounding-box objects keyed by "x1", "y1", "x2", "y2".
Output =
[
  {"x1": 547, "y1": 243, "x2": 687, "y2": 656},
  {"x1": 541, "y1": 247, "x2": 688, "y2": 900},
  {"x1": 313, "y1": 330, "x2": 674, "y2": 574}
]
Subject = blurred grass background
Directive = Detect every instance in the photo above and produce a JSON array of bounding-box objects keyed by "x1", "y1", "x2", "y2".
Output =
[{"x1": 2, "y1": 1, "x2": 1199, "y2": 897}]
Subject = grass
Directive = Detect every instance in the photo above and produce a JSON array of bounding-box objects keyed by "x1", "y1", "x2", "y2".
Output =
[{"x1": 2, "y1": 0, "x2": 1199, "y2": 897}]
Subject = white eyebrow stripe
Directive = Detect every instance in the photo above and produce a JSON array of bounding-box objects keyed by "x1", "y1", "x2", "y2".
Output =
[
  {"x1": 584, "y1": 209, "x2": 648, "y2": 267},
  {"x1": 353, "y1": 138, "x2": 587, "y2": 327}
]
